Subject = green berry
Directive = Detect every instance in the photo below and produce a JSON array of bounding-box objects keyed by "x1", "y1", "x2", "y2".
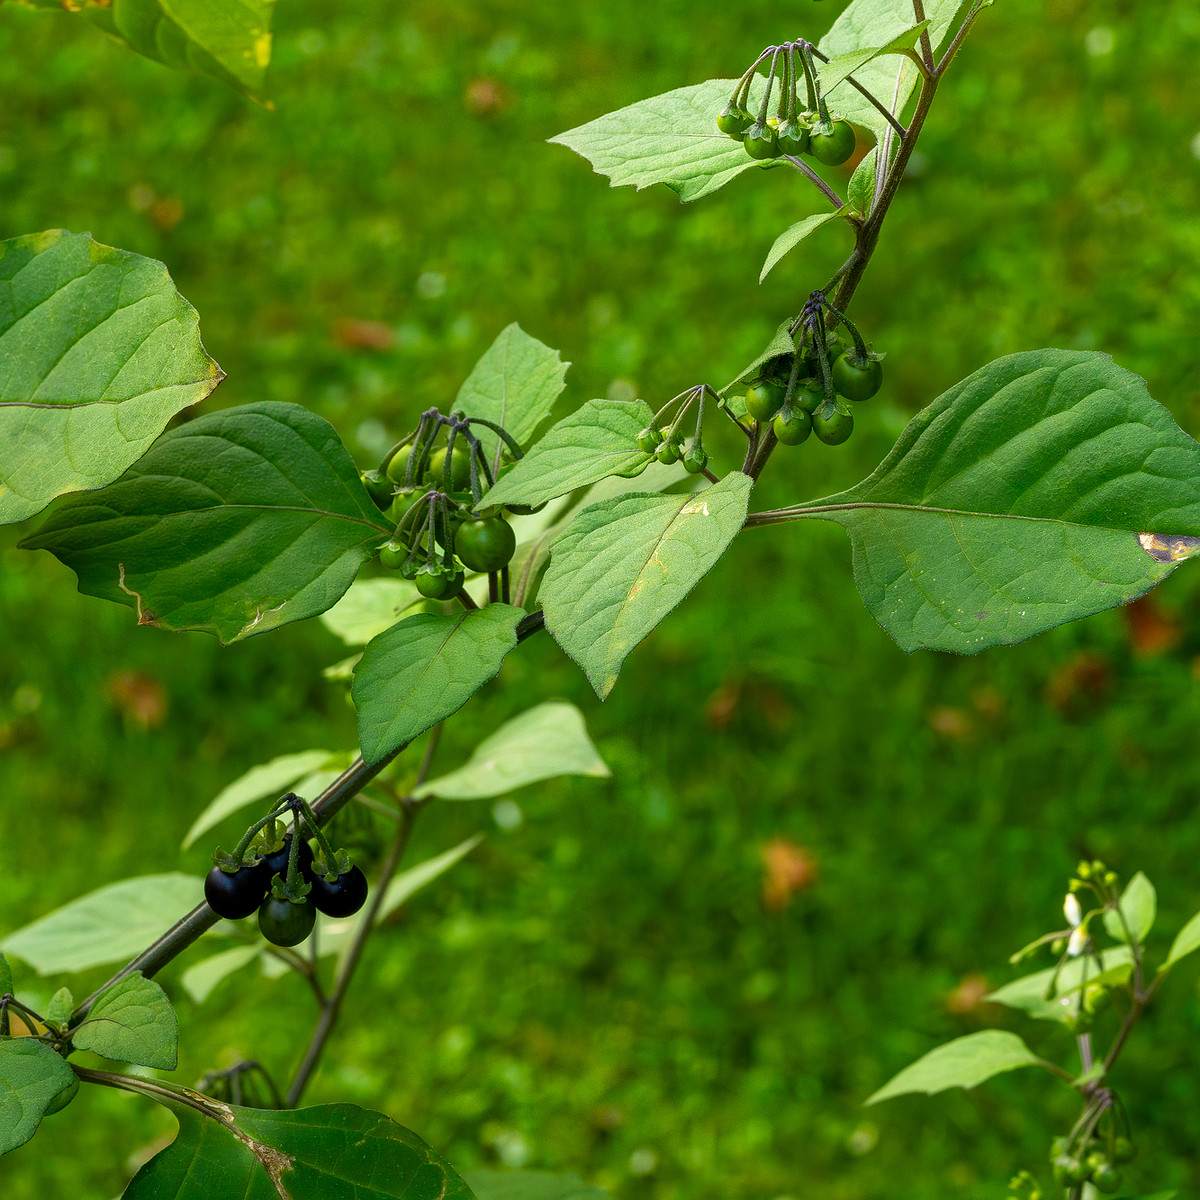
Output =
[
  {"x1": 717, "y1": 103, "x2": 752, "y2": 139},
  {"x1": 777, "y1": 121, "x2": 810, "y2": 157},
  {"x1": 744, "y1": 381, "x2": 785, "y2": 423},
  {"x1": 682, "y1": 445, "x2": 708, "y2": 474},
  {"x1": 773, "y1": 409, "x2": 812, "y2": 446},
  {"x1": 810, "y1": 119, "x2": 856, "y2": 166},
  {"x1": 744, "y1": 121, "x2": 780, "y2": 160},
  {"x1": 813, "y1": 405, "x2": 854, "y2": 446},
  {"x1": 637, "y1": 426, "x2": 665, "y2": 454}
]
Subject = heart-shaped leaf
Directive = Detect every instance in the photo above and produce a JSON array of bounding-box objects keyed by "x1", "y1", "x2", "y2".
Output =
[{"x1": 72, "y1": 972, "x2": 178, "y2": 1070}]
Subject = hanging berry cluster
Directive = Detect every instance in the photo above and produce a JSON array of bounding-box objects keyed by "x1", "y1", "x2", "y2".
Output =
[
  {"x1": 204, "y1": 792, "x2": 370, "y2": 947},
  {"x1": 743, "y1": 291, "x2": 884, "y2": 448},
  {"x1": 717, "y1": 40, "x2": 857, "y2": 168},
  {"x1": 360, "y1": 410, "x2": 529, "y2": 603}
]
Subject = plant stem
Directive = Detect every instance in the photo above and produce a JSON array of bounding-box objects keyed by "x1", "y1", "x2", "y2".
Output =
[
  {"x1": 285, "y1": 725, "x2": 442, "y2": 1107},
  {"x1": 782, "y1": 155, "x2": 845, "y2": 209},
  {"x1": 911, "y1": 0, "x2": 936, "y2": 72}
]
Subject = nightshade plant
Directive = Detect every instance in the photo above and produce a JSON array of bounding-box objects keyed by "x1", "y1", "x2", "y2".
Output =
[{"x1": 2, "y1": 1, "x2": 1199, "y2": 1196}]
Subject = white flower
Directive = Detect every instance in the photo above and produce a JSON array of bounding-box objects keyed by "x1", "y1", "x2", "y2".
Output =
[
  {"x1": 1064, "y1": 893, "x2": 1083, "y2": 928},
  {"x1": 1067, "y1": 926, "x2": 1088, "y2": 957}
]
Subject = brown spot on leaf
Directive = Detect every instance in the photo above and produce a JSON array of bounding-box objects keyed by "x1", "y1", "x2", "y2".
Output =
[
  {"x1": 1138, "y1": 532, "x2": 1200, "y2": 562},
  {"x1": 761, "y1": 838, "x2": 818, "y2": 911}
]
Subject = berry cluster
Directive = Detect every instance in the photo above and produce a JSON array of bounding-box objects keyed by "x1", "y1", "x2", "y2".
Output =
[
  {"x1": 1048, "y1": 1134, "x2": 1134, "y2": 1194},
  {"x1": 204, "y1": 792, "x2": 369, "y2": 947},
  {"x1": 742, "y1": 291, "x2": 883, "y2": 449},
  {"x1": 635, "y1": 384, "x2": 717, "y2": 474},
  {"x1": 718, "y1": 40, "x2": 856, "y2": 168},
  {"x1": 361, "y1": 409, "x2": 526, "y2": 600}
]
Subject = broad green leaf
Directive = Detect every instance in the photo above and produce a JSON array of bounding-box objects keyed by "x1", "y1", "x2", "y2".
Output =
[
  {"x1": 23, "y1": 402, "x2": 389, "y2": 643},
  {"x1": 1163, "y1": 909, "x2": 1200, "y2": 972},
  {"x1": 466, "y1": 1171, "x2": 609, "y2": 1200},
  {"x1": 72, "y1": 971, "x2": 177, "y2": 1070},
  {"x1": 542, "y1": 472, "x2": 753, "y2": 698},
  {"x1": 987, "y1": 947, "x2": 1133, "y2": 1023},
  {"x1": 124, "y1": 1095, "x2": 475, "y2": 1200},
  {"x1": 866, "y1": 1030, "x2": 1042, "y2": 1105},
  {"x1": 180, "y1": 945, "x2": 261, "y2": 1004},
  {"x1": 821, "y1": 0, "x2": 972, "y2": 139},
  {"x1": 45, "y1": 987, "x2": 73, "y2": 1026},
  {"x1": 816, "y1": 21, "x2": 930, "y2": 94},
  {"x1": 0, "y1": 954, "x2": 11, "y2": 996},
  {"x1": 0, "y1": 873, "x2": 202, "y2": 974},
  {"x1": 766, "y1": 350, "x2": 1200, "y2": 654},
  {"x1": 722, "y1": 319, "x2": 799, "y2": 395},
  {"x1": 1103, "y1": 871, "x2": 1156, "y2": 944},
  {"x1": 0, "y1": 229, "x2": 223, "y2": 526},
  {"x1": 416, "y1": 702, "x2": 610, "y2": 800},
  {"x1": 550, "y1": 77, "x2": 772, "y2": 204},
  {"x1": 74, "y1": 0, "x2": 275, "y2": 105},
  {"x1": 0, "y1": 1039, "x2": 78, "y2": 1155},
  {"x1": 353, "y1": 605, "x2": 525, "y2": 764},
  {"x1": 315, "y1": 835, "x2": 486, "y2": 961},
  {"x1": 457, "y1": 324, "x2": 569, "y2": 458},
  {"x1": 181, "y1": 749, "x2": 335, "y2": 850},
  {"x1": 848, "y1": 147, "x2": 879, "y2": 216},
  {"x1": 760, "y1": 209, "x2": 851, "y2": 283},
  {"x1": 319, "y1": 577, "x2": 423, "y2": 646},
  {"x1": 481, "y1": 400, "x2": 655, "y2": 511}
]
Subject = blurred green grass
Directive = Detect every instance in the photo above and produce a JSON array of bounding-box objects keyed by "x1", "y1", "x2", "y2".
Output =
[{"x1": 3, "y1": 1, "x2": 1200, "y2": 1197}]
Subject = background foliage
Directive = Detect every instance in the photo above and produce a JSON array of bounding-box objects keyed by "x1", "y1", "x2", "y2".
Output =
[{"x1": 2, "y1": 0, "x2": 1200, "y2": 1196}]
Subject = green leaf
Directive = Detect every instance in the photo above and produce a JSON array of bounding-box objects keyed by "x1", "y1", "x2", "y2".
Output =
[
  {"x1": 466, "y1": 1171, "x2": 609, "y2": 1200},
  {"x1": 550, "y1": 77, "x2": 772, "y2": 204},
  {"x1": 866, "y1": 1030, "x2": 1042, "y2": 1105},
  {"x1": 0, "y1": 954, "x2": 11, "y2": 996},
  {"x1": 72, "y1": 971, "x2": 177, "y2": 1070},
  {"x1": 481, "y1": 400, "x2": 655, "y2": 511},
  {"x1": 0, "y1": 229, "x2": 223, "y2": 526},
  {"x1": 1103, "y1": 871, "x2": 1156, "y2": 944},
  {"x1": 848, "y1": 147, "x2": 878, "y2": 216},
  {"x1": 760, "y1": 209, "x2": 851, "y2": 283},
  {"x1": 1163, "y1": 908, "x2": 1200, "y2": 972},
  {"x1": 816, "y1": 21, "x2": 930, "y2": 93},
  {"x1": 542, "y1": 472, "x2": 753, "y2": 698},
  {"x1": 180, "y1": 945, "x2": 261, "y2": 1005},
  {"x1": 768, "y1": 350, "x2": 1200, "y2": 654},
  {"x1": 456, "y1": 324, "x2": 569, "y2": 457},
  {"x1": 319, "y1": 577, "x2": 423, "y2": 646},
  {"x1": 416, "y1": 702, "x2": 610, "y2": 800},
  {"x1": 45, "y1": 987, "x2": 73, "y2": 1027},
  {"x1": 77, "y1": 0, "x2": 275, "y2": 105},
  {"x1": 721, "y1": 320, "x2": 799, "y2": 395},
  {"x1": 0, "y1": 1039, "x2": 78, "y2": 1155},
  {"x1": 821, "y1": 0, "x2": 971, "y2": 139},
  {"x1": 124, "y1": 1095, "x2": 476, "y2": 1199},
  {"x1": 1, "y1": 873, "x2": 202, "y2": 974},
  {"x1": 987, "y1": 947, "x2": 1133, "y2": 1023},
  {"x1": 353, "y1": 605, "x2": 525, "y2": 765},
  {"x1": 181, "y1": 749, "x2": 336, "y2": 850},
  {"x1": 22, "y1": 402, "x2": 389, "y2": 642}
]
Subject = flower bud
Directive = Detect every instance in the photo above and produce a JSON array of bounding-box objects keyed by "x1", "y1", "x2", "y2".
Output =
[
  {"x1": 1064, "y1": 893, "x2": 1083, "y2": 928},
  {"x1": 1067, "y1": 926, "x2": 1088, "y2": 957}
]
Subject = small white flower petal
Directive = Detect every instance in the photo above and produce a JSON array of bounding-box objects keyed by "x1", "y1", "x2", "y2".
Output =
[{"x1": 1067, "y1": 927, "x2": 1087, "y2": 957}]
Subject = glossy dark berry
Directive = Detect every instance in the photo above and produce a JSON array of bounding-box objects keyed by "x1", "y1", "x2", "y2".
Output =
[
  {"x1": 205, "y1": 862, "x2": 270, "y2": 920},
  {"x1": 308, "y1": 866, "x2": 370, "y2": 918},
  {"x1": 263, "y1": 836, "x2": 315, "y2": 881}
]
